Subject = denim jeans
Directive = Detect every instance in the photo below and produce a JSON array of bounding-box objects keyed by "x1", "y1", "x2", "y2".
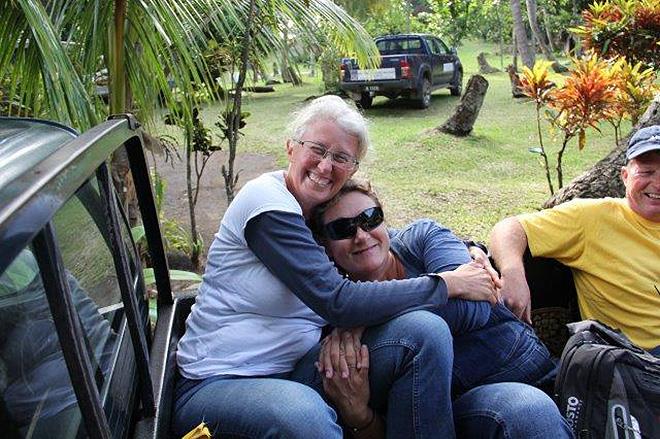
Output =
[
  {"x1": 452, "y1": 304, "x2": 558, "y2": 397},
  {"x1": 173, "y1": 373, "x2": 341, "y2": 438},
  {"x1": 174, "y1": 310, "x2": 455, "y2": 438},
  {"x1": 454, "y1": 382, "x2": 573, "y2": 438},
  {"x1": 292, "y1": 310, "x2": 456, "y2": 438}
]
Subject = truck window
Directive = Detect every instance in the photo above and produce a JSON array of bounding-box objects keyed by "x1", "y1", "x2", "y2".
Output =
[
  {"x1": 436, "y1": 38, "x2": 450, "y2": 54},
  {"x1": 0, "y1": 247, "x2": 87, "y2": 438},
  {"x1": 428, "y1": 38, "x2": 447, "y2": 55},
  {"x1": 0, "y1": 175, "x2": 143, "y2": 438},
  {"x1": 376, "y1": 37, "x2": 423, "y2": 55}
]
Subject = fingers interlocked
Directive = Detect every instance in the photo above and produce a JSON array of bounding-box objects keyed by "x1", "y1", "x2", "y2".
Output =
[{"x1": 318, "y1": 327, "x2": 367, "y2": 379}]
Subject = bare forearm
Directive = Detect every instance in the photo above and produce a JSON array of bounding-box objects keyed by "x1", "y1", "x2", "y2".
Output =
[
  {"x1": 489, "y1": 217, "x2": 528, "y2": 275},
  {"x1": 489, "y1": 217, "x2": 533, "y2": 322}
]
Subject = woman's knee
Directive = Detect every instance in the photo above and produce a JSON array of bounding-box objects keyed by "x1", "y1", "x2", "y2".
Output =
[
  {"x1": 371, "y1": 310, "x2": 452, "y2": 345},
  {"x1": 455, "y1": 383, "x2": 571, "y2": 438},
  {"x1": 364, "y1": 310, "x2": 453, "y2": 374},
  {"x1": 174, "y1": 378, "x2": 341, "y2": 438},
  {"x1": 261, "y1": 384, "x2": 340, "y2": 437}
]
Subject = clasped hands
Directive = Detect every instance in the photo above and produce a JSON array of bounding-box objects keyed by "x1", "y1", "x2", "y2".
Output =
[{"x1": 316, "y1": 327, "x2": 372, "y2": 428}]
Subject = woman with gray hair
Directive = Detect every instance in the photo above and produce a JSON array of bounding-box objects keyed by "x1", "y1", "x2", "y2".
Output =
[{"x1": 173, "y1": 95, "x2": 499, "y2": 438}]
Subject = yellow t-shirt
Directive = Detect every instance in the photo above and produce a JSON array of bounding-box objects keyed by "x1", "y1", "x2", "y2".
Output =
[{"x1": 519, "y1": 198, "x2": 660, "y2": 350}]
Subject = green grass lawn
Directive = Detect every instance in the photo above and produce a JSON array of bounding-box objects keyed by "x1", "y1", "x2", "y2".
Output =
[{"x1": 190, "y1": 40, "x2": 625, "y2": 241}]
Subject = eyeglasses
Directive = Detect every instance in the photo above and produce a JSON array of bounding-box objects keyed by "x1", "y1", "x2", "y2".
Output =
[
  {"x1": 323, "y1": 206, "x2": 384, "y2": 240},
  {"x1": 293, "y1": 139, "x2": 359, "y2": 171}
]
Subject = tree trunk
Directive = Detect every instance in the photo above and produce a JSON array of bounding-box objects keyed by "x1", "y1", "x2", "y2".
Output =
[
  {"x1": 497, "y1": 3, "x2": 505, "y2": 70},
  {"x1": 283, "y1": 66, "x2": 302, "y2": 86},
  {"x1": 477, "y1": 53, "x2": 500, "y2": 74},
  {"x1": 525, "y1": 0, "x2": 567, "y2": 72},
  {"x1": 185, "y1": 126, "x2": 200, "y2": 269},
  {"x1": 438, "y1": 75, "x2": 489, "y2": 137},
  {"x1": 109, "y1": 0, "x2": 139, "y2": 225},
  {"x1": 540, "y1": 7, "x2": 556, "y2": 53},
  {"x1": 510, "y1": 0, "x2": 535, "y2": 68},
  {"x1": 543, "y1": 94, "x2": 660, "y2": 208},
  {"x1": 506, "y1": 64, "x2": 527, "y2": 98},
  {"x1": 222, "y1": 0, "x2": 257, "y2": 205}
]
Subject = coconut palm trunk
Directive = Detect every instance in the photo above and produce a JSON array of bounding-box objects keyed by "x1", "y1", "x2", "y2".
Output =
[
  {"x1": 510, "y1": 0, "x2": 535, "y2": 68},
  {"x1": 525, "y1": 0, "x2": 566, "y2": 72}
]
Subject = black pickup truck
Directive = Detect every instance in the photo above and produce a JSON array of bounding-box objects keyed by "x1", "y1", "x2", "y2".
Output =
[{"x1": 340, "y1": 34, "x2": 463, "y2": 109}]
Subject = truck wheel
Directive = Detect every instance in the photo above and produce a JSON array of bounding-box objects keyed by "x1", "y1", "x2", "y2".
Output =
[
  {"x1": 415, "y1": 78, "x2": 431, "y2": 109},
  {"x1": 450, "y1": 71, "x2": 463, "y2": 96},
  {"x1": 358, "y1": 93, "x2": 373, "y2": 109}
]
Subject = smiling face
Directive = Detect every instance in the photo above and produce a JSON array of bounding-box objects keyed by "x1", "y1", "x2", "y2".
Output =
[
  {"x1": 285, "y1": 119, "x2": 358, "y2": 217},
  {"x1": 621, "y1": 151, "x2": 660, "y2": 222},
  {"x1": 321, "y1": 191, "x2": 391, "y2": 281}
]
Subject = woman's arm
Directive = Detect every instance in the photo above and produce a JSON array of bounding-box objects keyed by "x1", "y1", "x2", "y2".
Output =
[
  {"x1": 245, "y1": 211, "x2": 447, "y2": 327},
  {"x1": 404, "y1": 220, "x2": 496, "y2": 332},
  {"x1": 246, "y1": 211, "x2": 497, "y2": 327}
]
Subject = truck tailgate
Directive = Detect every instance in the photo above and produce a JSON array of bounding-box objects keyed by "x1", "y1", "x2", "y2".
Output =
[{"x1": 342, "y1": 55, "x2": 418, "y2": 83}]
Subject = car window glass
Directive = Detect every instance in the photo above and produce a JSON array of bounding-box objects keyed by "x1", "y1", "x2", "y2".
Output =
[
  {"x1": 426, "y1": 38, "x2": 438, "y2": 55},
  {"x1": 376, "y1": 38, "x2": 423, "y2": 55},
  {"x1": 117, "y1": 193, "x2": 150, "y2": 327},
  {"x1": 0, "y1": 247, "x2": 85, "y2": 438},
  {"x1": 432, "y1": 39, "x2": 447, "y2": 55},
  {"x1": 436, "y1": 38, "x2": 450, "y2": 54},
  {"x1": 53, "y1": 178, "x2": 121, "y2": 400},
  {"x1": 112, "y1": 146, "x2": 150, "y2": 325}
]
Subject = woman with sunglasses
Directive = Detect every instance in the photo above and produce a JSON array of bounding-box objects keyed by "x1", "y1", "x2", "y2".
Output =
[
  {"x1": 310, "y1": 179, "x2": 572, "y2": 438},
  {"x1": 173, "y1": 96, "x2": 500, "y2": 438}
]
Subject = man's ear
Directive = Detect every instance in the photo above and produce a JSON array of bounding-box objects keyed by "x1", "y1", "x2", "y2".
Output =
[
  {"x1": 286, "y1": 139, "x2": 294, "y2": 159},
  {"x1": 621, "y1": 164, "x2": 629, "y2": 186}
]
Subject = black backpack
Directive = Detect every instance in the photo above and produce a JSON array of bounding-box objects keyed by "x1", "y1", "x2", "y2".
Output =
[{"x1": 554, "y1": 320, "x2": 660, "y2": 439}]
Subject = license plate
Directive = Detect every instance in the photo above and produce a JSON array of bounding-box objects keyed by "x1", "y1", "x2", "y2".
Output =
[
  {"x1": 365, "y1": 86, "x2": 380, "y2": 92},
  {"x1": 351, "y1": 68, "x2": 396, "y2": 81}
]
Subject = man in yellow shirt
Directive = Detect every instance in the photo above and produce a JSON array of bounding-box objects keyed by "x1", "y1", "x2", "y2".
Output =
[{"x1": 490, "y1": 125, "x2": 660, "y2": 354}]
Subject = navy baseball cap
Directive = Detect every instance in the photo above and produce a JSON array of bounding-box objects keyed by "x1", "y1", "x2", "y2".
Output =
[{"x1": 627, "y1": 125, "x2": 660, "y2": 160}]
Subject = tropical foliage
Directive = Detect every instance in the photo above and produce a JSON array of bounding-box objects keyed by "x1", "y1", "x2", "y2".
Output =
[
  {"x1": 0, "y1": 0, "x2": 380, "y2": 130},
  {"x1": 547, "y1": 53, "x2": 618, "y2": 188},
  {"x1": 571, "y1": 0, "x2": 660, "y2": 69},
  {"x1": 607, "y1": 58, "x2": 659, "y2": 143},
  {"x1": 518, "y1": 60, "x2": 557, "y2": 194},
  {"x1": 518, "y1": 52, "x2": 650, "y2": 193}
]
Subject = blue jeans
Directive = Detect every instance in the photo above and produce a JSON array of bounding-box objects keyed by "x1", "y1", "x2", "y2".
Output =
[
  {"x1": 292, "y1": 310, "x2": 456, "y2": 438},
  {"x1": 452, "y1": 304, "x2": 558, "y2": 396},
  {"x1": 454, "y1": 382, "x2": 573, "y2": 438},
  {"x1": 173, "y1": 374, "x2": 341, "y2": 438},
  {"x1": 174, "y1": 310, "x2": 455, "y2": 438}
]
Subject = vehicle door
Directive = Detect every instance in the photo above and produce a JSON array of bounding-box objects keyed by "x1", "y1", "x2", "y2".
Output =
[
  {"x1": 423, "y1": 37, "x2": 444, "y2": 85},
  {"x1": 432, "y1": 38, "x2": 456, "y2": 85},
  {"x1": 0, "y1": 118, "x2": 174, "y2": 439}
]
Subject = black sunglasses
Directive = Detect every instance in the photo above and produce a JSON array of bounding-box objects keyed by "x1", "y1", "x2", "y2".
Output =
[{"x1": 323, "y1": 206, "x2": 384, "y2": 240}]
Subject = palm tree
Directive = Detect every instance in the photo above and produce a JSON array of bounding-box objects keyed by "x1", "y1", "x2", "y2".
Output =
[
  {"x1": 509, "y1": 0, "x2": 535, "y2": 69},
  {"x1": 525, "y1": 0, "x2": 566, "y2": 72},
  {"x1": 2, "y1": 0, "x2": 379, "y2": 265},
  {"x1": 1, "y1": 0, "x2": 379, "y2": 129}
]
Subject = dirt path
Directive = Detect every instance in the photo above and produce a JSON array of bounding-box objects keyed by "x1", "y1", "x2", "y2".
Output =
[{"x1": 152, "y1": 150, "x2": 277, "y2": 252}]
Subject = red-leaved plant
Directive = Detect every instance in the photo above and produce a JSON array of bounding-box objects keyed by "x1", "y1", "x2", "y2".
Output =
[
  {"x1": 519, "y1": 60, "x2": 557, "y2": 194},
  {"x1": 547, "y1": 52, "x2": 618, "y2": 189}
]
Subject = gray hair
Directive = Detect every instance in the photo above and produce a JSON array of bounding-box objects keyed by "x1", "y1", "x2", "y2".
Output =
[{"x1": 287, "y1": 95, "x2": 370, "y2": 160}]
